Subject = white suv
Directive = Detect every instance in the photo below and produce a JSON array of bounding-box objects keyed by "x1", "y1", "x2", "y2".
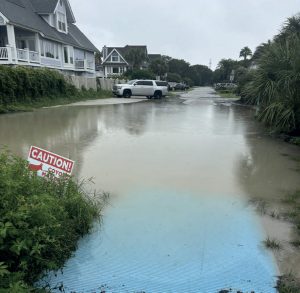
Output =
[{"x1": 112, "y1": 80, "x2": 168, "y2": 99}]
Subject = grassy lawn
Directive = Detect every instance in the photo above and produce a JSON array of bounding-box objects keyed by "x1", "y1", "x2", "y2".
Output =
[
  {"x1": 0, "y1": 89, "x2": 112, "y2": 114},
  {"x1": 216, "y1": 89, "x2": 240, "y2": 99}
]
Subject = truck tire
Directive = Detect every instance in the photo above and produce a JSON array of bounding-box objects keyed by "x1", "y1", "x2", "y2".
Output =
[
  {"x1": 154, "y1": 91, "x2": 162, "y2": 99},
  {"x1": 123, "y1": 90, "x2": 132, "y2": 98}
]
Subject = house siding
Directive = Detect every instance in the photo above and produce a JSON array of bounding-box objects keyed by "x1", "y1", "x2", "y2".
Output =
[{"x1": 0, "y1": 0, "x2": 98, "y2": 76}]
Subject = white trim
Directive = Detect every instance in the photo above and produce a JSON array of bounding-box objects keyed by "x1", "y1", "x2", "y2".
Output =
[
  {"x1": 54, "y1": 0, "x2": 68, "y2": 34},
  {"x1": 53, "y1": 0, "x2": 61, "y2": 15},
  {"x1": 54, "y1": 0, "x2": 76, "y2": 23},
  {"x1": 56, "y1": 11, "x2": 67, "y2": 34},
  {"x1": 0, "y1": 12, "x2": 9, "y2": 24},
  {"x1": 103, "y1": 48, "x2": 129, "y2": 65},
  {"x1": 64, "y1": 0, "x2": 76, "y2": 23}
]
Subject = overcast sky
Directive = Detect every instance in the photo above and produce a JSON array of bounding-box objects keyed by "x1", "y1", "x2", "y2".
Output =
[{"x1": 70, "y1": 0, "x2": 299, "y2": 69}]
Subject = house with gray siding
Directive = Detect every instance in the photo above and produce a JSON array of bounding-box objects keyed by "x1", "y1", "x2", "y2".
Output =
[
  {"x1": 101, "y1": 45, "x2": 148, "y2": 77},
  {"x1": 0, "y1": 0, "x2": 98, "y2": 75}
]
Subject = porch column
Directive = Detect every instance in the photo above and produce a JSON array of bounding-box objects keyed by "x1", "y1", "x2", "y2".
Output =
[
  {"x1": 35, "y1": 33, "x2": 41, "y2": 63},
  {"x1": 6, "y1": 24, "x2": 16, "y2": 63}
]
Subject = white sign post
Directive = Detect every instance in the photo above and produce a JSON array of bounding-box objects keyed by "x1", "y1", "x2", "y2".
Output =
[{"x1": 28, "y1": 146, "x2": 75, "y2": 178}]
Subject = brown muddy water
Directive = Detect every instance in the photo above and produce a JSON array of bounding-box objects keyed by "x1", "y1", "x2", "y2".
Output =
[{"x1": 1, "y1": 87, "x2": 300, "y2": 292}]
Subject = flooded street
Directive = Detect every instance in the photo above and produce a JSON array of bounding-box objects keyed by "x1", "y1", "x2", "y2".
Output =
[{"x1": 1, "y1": 87, "x2": 300, "y2": 292}]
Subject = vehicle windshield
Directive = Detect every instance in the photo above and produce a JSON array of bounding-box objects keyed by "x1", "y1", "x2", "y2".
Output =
[{"x1": 127, "y1": 80, "x2": 137, "y2": 85}]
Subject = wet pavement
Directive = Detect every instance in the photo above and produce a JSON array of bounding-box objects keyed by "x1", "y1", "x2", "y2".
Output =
[{"x1": 1, "y1": 87, "x2": 300, "y2": 292}]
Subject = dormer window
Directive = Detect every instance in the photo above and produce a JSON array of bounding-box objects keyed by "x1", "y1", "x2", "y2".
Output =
[
  {"x1": 57, "y1": 12, "x2": 67, "y2": 33},
  {"x1": 111, "y1": 51, "x2": 119, "y2": 62}
]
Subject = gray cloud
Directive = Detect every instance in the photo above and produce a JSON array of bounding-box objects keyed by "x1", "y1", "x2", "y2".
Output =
[{"x1": 70, "y1": 0, "x2": 299, "y2": 68}]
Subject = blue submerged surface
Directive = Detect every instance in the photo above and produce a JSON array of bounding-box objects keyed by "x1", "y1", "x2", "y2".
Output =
[{"x1": 40, "y1": 190, "x2": 278, "y2": 293}]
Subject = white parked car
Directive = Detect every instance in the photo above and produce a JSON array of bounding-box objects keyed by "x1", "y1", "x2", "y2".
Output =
[{"x1": 112, "y1": 80, "x2": 168, "y2": 99}]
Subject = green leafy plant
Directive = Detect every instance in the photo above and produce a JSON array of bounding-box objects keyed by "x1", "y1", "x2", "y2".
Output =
[
  {"x1": 0, "y1": 150, "x2": 105, "y2": 290},
  {"x1": 0, "y1": 66, "x2": 111, "y2": 113},
  {"x1": 242, "y1": 14, "x2": 300, "y2": 133}
]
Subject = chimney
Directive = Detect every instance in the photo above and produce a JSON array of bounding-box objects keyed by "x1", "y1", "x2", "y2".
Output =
[{"x1": 103, "y1": 45, "x2": 108, "y2": 59}]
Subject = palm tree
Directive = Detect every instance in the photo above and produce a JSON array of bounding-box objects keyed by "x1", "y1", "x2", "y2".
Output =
[
  {"x1": 243, "y1": 36, "x2": 300, "y2": 132},
  {"x1": 252, "y1": 41, "x2": 271, "y2": 61},
  {"x1": 239, "y1": 46, "x2": 252, "y2": 60},
  {"x1": 276, "y1": 13, "x2": 300, "y2": 41},
  {"x1": 215, "y1": 59, "x2": 238, "y2": 82}
]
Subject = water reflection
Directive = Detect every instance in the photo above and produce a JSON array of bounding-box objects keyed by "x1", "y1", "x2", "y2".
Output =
[
  {"x1": 0, "y1": 88, "x2": 299, "y2": 291},
  {"x1": 235, "y1": 119, "x2": 300, "y2": 277},
  {"x1": 0, "y1": 102, "x2": 151, "y2": 176}
]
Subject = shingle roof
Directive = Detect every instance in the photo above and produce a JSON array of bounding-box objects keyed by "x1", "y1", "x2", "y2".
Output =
[
  {"x1": 29, "y1": 0, "x2": 57, "y2": 13},
  {"x1": 29, "y1": 0, "x2": 75, "y2": 23},
  {"x1": 0, "y1": 0, "x2": 98, "y2": 52},
  {"x1": 148, "y1": 54, "x2": 162, "y2": 61}
]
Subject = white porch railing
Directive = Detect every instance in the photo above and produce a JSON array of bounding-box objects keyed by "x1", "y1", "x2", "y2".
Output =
[
  {"x1": 29, "y1": 51, "x2": 39, "y2": 63},
  {"x1": 17, "y1": 48, "x2": 29, "y2": 61},
  {"x1": 75, "y1": 59, "x2": 85, "y2": 69},
  {"x1": 0, "y1": 47, "x2": 8, "y2": 59},
  {"x1": 1, "y1": 47, "x2": 95, "y2": 72},
  {"x1": 75, "y1": 59, "x2": 95, "y2": 70},
  {"x1": 16, "y1": 49, "x2": 40, "y2": 63}
]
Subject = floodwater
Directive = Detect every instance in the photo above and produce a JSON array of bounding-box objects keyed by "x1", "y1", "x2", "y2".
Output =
[{"x1": 1, "y1": 87, "x2": 300, "y2": 292}]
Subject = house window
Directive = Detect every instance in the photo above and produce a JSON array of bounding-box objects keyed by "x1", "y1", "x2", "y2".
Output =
[
  {"x1": 40, "y1": 40, "x2": 59, "y2": 59},
  {"x1": 111, "y1": 51, "x2": 119, "y2": 62},
  {"x1": 63, "y1": 46, "x2": 74, "y2": 64},
  {"x1": 64, "y1": 46, "x2": 68, "y2": 63},
  {"x1": 113, "y1": 67, "x2": 119, "y2": 74},
  {"x1": 57, "y1": 12, "x2": 66, "y2": 32}
]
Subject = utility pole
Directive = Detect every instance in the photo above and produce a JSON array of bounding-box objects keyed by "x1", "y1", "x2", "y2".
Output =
[{"x1": 209, "y1": 59, "x2": 212, "y2": 70}]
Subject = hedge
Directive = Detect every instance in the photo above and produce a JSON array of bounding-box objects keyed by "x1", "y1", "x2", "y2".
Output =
[{"x1": 0, "y1": 66, "x2": 76, "y2": 106}]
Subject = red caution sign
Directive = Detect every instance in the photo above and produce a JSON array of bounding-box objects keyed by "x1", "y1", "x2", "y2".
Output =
[{"x1": 28, "y1": 146, "x2": 75, "y2": 178}]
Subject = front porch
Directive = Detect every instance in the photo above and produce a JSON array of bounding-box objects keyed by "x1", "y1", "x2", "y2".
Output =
[
  {"x1": 0, "y1": 24, "x2": 95, "y2": 73},
  {"x1": 0, "y1": 46, "x2": 40, "y2": 64},
  {"x1": 0, "y1": 25, "x2": 40, "y2": 65}
]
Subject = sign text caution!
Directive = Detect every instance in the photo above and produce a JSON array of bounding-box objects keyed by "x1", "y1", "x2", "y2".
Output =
[{"x1": 28, "y1": 146, "x2": 75, "y2": 178}]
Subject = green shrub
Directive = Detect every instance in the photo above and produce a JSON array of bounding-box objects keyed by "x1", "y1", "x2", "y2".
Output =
[
  {"x1": 241, "y1": 15, "x2": 300, "y2": 133},
  {"x1": 0, "y1": 66, "x2": 77, "y2": 106},
  {"x1": 0, "y1": 66, "x2": 112, "y2": 113},
  {"x1": 123, "y1": 69, "x2": 156, "y2": 80},
  {"x1": 0, "y1": 150, "x2": 103, "y2": 290}
]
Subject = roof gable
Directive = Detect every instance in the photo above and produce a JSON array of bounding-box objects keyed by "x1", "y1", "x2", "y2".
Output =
[
  {"x1": 29, "y1": 0, "x2": 75, "y2": 23},
  {"x1": 102, "y1": 45, "x2": 148, "y2": 64},
  {"x1": 103, "y1": 48, "x2": 128, "y2": 64}
]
